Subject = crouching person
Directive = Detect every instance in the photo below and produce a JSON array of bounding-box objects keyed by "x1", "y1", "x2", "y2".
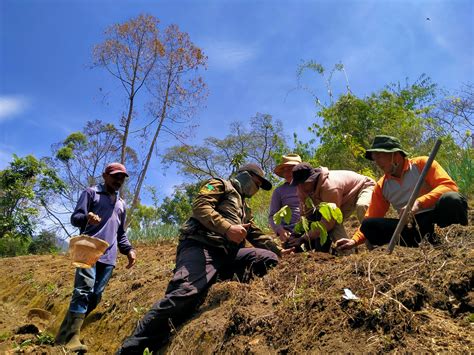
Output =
[
  {"x1": 268, "y1": 154, "x2": 302, "y2": 244},
  {"x1": 336, "y1": 135, "x2": 468, "y2": 252},
  {"x1": 287, "y1": 162, "x2": 375, "y2": 254},
  {"x1": 55, "y1": 163, "x2": 137, "y2": 352},
  {"x1": 117, "y1": 164, "x2": 288, "y2": 354}
]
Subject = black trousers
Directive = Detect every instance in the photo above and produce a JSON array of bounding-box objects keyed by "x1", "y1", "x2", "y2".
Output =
[
  {"x1": 362, "y1": 191, "x2": 468, "y2": 247},
  {"x1": 117, "y1": 239, "x2": 278, "y2": 354}
]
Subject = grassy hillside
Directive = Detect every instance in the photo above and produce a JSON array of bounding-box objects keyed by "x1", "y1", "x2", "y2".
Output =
[{"x1": 0, "y1": 222, "x2": 472, "y2": 354}]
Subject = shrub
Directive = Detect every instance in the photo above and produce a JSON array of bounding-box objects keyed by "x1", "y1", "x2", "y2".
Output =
[
  {"x1": 28, "y1": 230, "x2": 60, "y2": 255},
  {"x1": 445, "y1": 148, "x2": 474, "y2": 199},
  {"x1": 0, "y1": 235, "x2": 30, "y2": 257}
]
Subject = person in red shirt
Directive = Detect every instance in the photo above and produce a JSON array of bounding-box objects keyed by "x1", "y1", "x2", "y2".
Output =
[{"x1": 336, "y1": 135, "x2": 468, "y2": 251}]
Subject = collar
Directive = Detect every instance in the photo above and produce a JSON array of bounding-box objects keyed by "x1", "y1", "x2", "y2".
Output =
[
  {"x1": 230, "y1": 178, "x2": 244, "y2": 197},
  {"x1": 385, "y1": 158, "x2": 410, "y2": 180},
  {"x1": 95, "y1": 183, "x2": 119, "y2": 196}
]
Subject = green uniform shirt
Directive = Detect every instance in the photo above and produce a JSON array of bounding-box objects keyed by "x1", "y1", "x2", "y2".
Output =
[{"x1": 180, "y1": 178, "x2": 281, "y2": 256}]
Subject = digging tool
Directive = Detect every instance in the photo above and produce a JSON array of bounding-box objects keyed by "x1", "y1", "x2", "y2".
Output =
[{"x1": 387, "y1": 139, "x2": 442, "y2": 254}]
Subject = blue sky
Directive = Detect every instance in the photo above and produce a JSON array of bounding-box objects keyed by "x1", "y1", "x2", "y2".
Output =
[{"x1": 1, "y1": 0, "x2": 473, "y2": 201}]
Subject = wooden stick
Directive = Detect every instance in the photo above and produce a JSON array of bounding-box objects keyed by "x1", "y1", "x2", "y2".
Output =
[{"x1": 387, "y1": 139, "x2": 442, "y2": 254}]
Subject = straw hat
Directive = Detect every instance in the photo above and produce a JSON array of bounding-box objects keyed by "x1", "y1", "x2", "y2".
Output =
[{"x1": 274, "y1": 154, "x2": 302, "y2": 178}]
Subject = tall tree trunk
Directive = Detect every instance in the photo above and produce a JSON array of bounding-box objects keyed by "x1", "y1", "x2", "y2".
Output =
[
  {"x1": 120, "y1": 94, "x2": 135, "y2": 164},
  {"x1": 128, "y1": 82, "x2": 171, "y2": 223}
]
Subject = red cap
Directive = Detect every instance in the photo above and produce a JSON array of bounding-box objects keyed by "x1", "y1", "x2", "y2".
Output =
[{"x1": 104, "y1": 162, "x2": 129, "y2": 177}]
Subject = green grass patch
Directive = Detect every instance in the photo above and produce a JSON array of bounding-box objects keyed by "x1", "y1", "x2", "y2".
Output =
[{"x1": 128, "y1": 224, "x2": 179, "y2": 243}]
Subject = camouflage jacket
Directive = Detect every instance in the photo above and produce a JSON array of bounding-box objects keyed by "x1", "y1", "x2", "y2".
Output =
[{"x1": 179, "y1": 178, "x2": 281, "y2": 256}]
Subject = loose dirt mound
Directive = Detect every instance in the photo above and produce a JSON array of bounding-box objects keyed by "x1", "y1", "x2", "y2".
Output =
[{"x1": 0, "y1": 225, "x2": 473, "y2": 354}]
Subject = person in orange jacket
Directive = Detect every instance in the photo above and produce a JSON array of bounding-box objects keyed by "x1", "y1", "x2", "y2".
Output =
[{"x1": 336, "y1": 135, "x2": 468, "y2": 251}]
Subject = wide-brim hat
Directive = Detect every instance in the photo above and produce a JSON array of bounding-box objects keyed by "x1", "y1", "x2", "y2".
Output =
[
  {"x1": 290, "y1": 163, "x2": 322, "y2": 186},
  {"x1": 365, "y1": 135, "x2": 409, "y2": 161},
  {"x1": 274, "y1": 154, "x2": 302, "y2": 177},
  {"x1": 237, "y1": 163, "x2": 272, "y2": 190}
]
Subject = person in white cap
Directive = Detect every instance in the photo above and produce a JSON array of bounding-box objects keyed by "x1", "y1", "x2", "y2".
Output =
[{"x1": 268, "y1": 154, "x2": 302, "y2": 244}]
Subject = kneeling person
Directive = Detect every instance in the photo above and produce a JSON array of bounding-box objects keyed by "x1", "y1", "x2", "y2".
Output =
[{"x1": 118, "y1": 164, "x2": 285, "y2": 354}]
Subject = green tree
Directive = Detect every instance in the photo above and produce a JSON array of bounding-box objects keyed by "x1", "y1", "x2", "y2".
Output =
[
  {"x1": 0, "y1": 236, "x2": 29, "y2": 257},
  {"x1": 0, "y1": 155, "x2": 65, "y2": 255},
  {"x1": 159, "y1": 183, "x2": 201, "y2": 225},
  {"x1": 163, "y1": 113, "x2": 288, "y2": 181},
  {"x1": 28, "y1": 230, "x2": 60, "y2": 255},
  {"x1": 296, "y1": 62, "x2": 446, "y2": 175},
  {"x1": 287, "y1": 132, "x2": 318, "y2": 166},
  {"x1": 430, "y1": 83, "x2": 474, "y2": 141},
  {"x1": 442, "y1": 131, "x2": 474, "y2": 198},
  {"x1": 247, "y1": 187, "x2": 273, "y2": 232},
  {"x1": 427, "y1": 83, "x2": 474, "y2": 175},
  {"x1": 52, "y1": 120, "x2": 138, "y2": 190},
  {"x1": 128, "y1": 203, "x2": 161, "y2": 231},
  {"x1": 315, "y1": 76, "x2": 438, "y2": 172}
]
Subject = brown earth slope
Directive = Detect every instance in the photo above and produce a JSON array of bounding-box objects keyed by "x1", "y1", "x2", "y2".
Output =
[{"x1": 0, "y1": 223, "x2": 473, "y2": 354}]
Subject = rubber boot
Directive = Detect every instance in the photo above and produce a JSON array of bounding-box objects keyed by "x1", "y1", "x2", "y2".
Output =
[
  {"x1": 55, "y1": 311, "x2": 72, "y2": 345},
  {"x1": 65, "y1": 312, "x2": 88, "y2": 352}
]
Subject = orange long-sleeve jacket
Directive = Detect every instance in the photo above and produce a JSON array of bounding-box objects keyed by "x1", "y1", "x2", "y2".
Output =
[{"x1": 352, "y1": 156, "x2": 458, "y2": 245}]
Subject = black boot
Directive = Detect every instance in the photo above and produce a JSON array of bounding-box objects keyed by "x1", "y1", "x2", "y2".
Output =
[
  {"x1": 65, "y1": 312, "x2": 88, "y2": 352},
  {"x1": 55, "y1": 311, "x2": 72, "y2": 345}
]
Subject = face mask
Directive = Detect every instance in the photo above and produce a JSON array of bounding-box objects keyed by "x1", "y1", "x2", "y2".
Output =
[
  {"x1": 390, "y1": 153, "x2": 399, "y2": 175},
  {"x1": 234, "y1": 171, "x2": 259, "y2": 197}
]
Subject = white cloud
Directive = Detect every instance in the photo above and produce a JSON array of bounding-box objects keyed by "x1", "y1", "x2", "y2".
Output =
[
  {"x1": 0, "y1": 95, "x2": 29, "y2": 122},
  {"x1": 204, "y1": 40, "x2": 257, "y2": 70}
]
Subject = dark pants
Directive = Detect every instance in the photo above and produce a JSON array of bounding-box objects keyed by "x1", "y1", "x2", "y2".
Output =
[
  {"x1": 118, "y1": 239, "x2": 279, "y2": 354},
  {"x1": 362, "y1": 191, "x2": 468, "y2": 247},
  {"x1": 69, "y1": 261, "x2": 114, "y2": 314}
]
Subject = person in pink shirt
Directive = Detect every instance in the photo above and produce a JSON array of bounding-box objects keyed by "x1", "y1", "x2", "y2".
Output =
[{"x1": 287, "y1": 163, "x2": 375, "y2": 254}]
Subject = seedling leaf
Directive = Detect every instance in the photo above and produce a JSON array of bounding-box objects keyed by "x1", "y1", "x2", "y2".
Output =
[
  {"x1": 294, "y1": 216, "x2": 310, "y2": 234},
  {"x1": 311, "y1": 221, "x2": 328, "y2": 245},
  {"x1": 273, "y1": 205, "x2": 292, "y2": 225},
  {"x1": 319, "y1": 203, "x2": 332, "y2": 221},
  {"x1": 305, "y1": 197, "x2": 315, "y2": 209}
]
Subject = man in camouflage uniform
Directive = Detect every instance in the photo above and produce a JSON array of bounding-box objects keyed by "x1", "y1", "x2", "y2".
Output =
[{"x1": 118, "y1": 164, "x2": 282, "y2": 354}]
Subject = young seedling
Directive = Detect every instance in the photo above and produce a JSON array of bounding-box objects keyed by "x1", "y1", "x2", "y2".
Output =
[
  {"x1": 273, "y1": 198, "x2": 343, "y2": 246},
  {"x1": 273, "y1": 205, "x2": 292, "y2": 225}
]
